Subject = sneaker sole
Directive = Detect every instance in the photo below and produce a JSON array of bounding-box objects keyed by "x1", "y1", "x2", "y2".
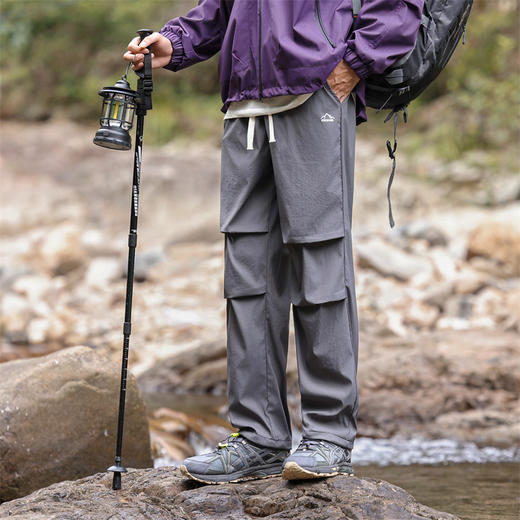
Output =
[
  {"x1": 281, "y1": 461, "x2": 354, "y2": 481},
  {"x1": 180, "y1": 464, "x2": 283, "y2": 485}
]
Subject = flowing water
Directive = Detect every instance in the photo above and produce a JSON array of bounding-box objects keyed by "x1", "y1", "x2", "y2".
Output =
[{"x1": 357, "y1": 462, "x2": 519, "y2": 520}]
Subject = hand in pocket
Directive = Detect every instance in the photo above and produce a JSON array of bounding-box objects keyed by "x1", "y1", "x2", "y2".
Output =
[{"x1": 326, "y1": 60, "x2": 360, "y2": 102}]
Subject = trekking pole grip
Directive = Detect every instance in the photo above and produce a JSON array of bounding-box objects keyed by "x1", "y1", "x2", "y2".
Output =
[{"x1": 137, "y1": 28, "x2": 154, "y2": 49}]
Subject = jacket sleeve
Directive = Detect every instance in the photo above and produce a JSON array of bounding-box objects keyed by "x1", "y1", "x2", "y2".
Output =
[
  {"x1": 344, "y1": 0, "x2": 425, "y2": 79},
  {"x1": 159, "y1": 0, "x2": 232, "y2": 72}
]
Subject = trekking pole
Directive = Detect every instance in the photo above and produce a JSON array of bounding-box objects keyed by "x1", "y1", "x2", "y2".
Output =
[{"x1": 93, "y1": 29, "x2": 154, "y2": 491}]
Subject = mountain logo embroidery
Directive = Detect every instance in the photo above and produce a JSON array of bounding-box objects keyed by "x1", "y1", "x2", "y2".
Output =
[{"x1": 320, "y1": 113, "x2": 335, "y2": 123}]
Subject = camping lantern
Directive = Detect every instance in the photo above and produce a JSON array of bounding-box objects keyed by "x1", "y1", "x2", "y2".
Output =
[{"x1": 93, "y1": 74, "x2": 138, "y2": 151}]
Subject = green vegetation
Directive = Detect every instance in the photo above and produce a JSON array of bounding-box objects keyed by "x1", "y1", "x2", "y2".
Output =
[{"x1": 1, "y1": 0, "x2": 518, "y2": 157}]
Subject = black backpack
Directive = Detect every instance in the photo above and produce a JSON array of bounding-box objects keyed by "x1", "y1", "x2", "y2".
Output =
[{"x1": 352, "y1": 0, "x2": 474, "y2": 226}]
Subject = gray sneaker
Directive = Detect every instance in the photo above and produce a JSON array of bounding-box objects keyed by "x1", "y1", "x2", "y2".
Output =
[
  {"x1": 282, "y1": 438, "x2": 354, "y2": 480},
  {"x1": 180, "y1": 432, "x2": 290, "y2": 484}
]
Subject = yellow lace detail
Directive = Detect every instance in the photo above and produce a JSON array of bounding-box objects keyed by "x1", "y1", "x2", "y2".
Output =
[{"x1": 218, "y1": 432, "x2": 239, "y2": 448}]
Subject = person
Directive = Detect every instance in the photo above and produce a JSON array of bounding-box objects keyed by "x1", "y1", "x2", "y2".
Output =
[{"x1": 125, "y1": 0, "x2": 424, "y2": 484}]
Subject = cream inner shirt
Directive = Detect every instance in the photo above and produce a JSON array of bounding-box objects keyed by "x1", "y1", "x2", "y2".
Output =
[
  {"x1": 224, "y1": 93, "x2": 313, "y2": 119},
  {"x1": 224, "y1": 93, "x2": 314, "y2": 150}
]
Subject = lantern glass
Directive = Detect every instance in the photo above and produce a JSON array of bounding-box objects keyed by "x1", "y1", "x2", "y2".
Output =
[
  {"x1": 99, "y1": 93, "x2": 136, "y2": 130},
  {"x1": 94, "y1": 75, "x2": 138, "y2": 151}
]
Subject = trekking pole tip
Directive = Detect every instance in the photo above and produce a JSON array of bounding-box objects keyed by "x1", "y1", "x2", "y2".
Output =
[{"x1": 108, "y1": 464, "x2": 127, "y2": 490}]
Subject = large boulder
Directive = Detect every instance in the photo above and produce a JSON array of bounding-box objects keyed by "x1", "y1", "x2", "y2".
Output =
[
  {"x1": 467, "y1": 221, "x2": 520, "y2": 276},
  {"x1": 0, "y1": 346, "x2": 153, "y2": 501},
  {"x1": 0, "y1": 468, "x2": 460, "y2": 519}
]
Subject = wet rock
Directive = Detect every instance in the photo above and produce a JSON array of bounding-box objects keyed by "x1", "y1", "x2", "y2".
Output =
[
  {"x1": 0, "y1": 468, "x2": 461, "y2": 519},
  {"x1": 467, "y1": 221, "x2": 520, "y2": 276},
  {"x1": 357, "y1": 237, "x2": 433, "y2": 281},
  {"x1": 0, "y1": 346, "x2": 153, "y2": 501}
]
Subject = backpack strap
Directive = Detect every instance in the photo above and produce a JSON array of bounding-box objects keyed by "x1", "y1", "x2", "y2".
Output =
[
  {"x1": 352, "y1": 0, "x2": 362, "y2": 18},
  {"x1": 383, "y1": 105, "x2": 408, "y2": 228}
]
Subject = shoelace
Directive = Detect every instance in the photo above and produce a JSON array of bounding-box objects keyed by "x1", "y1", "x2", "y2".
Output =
[
  {"x1": 299, "y1": 439, "x2": 326, "y2": 450},
  {"x1": 217, "y1": 432, "x2": 241, "y2": 449}
]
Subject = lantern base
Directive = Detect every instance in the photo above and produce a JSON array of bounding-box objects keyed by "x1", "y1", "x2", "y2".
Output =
[{"x1": 93, "y1": 127, "x2": 132, "y2": 151}]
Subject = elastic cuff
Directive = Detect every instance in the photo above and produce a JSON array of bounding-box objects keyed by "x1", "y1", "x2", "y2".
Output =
[
  {"x1": 343, "y1": 46, "x2": 371, "y2": 80},
  {"x1": 159, "y1": 27, "x2": 184, "y2": 71}
]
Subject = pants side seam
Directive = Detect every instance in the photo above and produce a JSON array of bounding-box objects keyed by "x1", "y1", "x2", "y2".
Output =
[
  {"x1": 263, "y1": 192, "x2": 276, "y2": 438},
  {"x1": 339, "y1": 96, "x2": 348, "y2": 290}
]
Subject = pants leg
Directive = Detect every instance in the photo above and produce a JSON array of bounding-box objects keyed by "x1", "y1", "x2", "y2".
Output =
[
  {"x1": 270, "y1": 86, "x2": 359, "y2": 449},
  {"x1": 220, "y1": 86, "x2": 359, "y2": 450},
  {"x1": 221, "y1": 116, "x2": 293, "y2": 450}
]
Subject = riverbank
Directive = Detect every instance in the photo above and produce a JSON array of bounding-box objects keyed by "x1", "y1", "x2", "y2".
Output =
[{"x1": 1, "y1": 120, "x2": 519, "y2": 516}]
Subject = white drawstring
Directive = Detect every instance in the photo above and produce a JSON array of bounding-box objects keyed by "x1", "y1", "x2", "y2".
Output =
[
  {"x1": 267, "y1": 114, "x2": 276, "y2": 143},
  {"x1": 247, "y1": 116, "x2": 256, "y2": 150},
  {"x1": 246, "y1": 114, "x2": 276, "y2": 150}
]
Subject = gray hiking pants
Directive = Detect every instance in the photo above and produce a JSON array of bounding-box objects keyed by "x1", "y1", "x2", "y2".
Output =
[{"x1": 220, "y1": 84, "x2": 359, "y2": 451}]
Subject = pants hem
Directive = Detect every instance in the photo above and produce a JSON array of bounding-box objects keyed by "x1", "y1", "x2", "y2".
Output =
[
  {"x1": 238, "y1": 430, "x2": 293, "y2": 451},
  {"x1": 302, "y1": 430, "x2": 355, "y2": 450}
]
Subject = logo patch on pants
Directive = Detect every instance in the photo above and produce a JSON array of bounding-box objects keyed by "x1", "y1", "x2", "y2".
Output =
[{"x1": 321, "y1": 113, "x2": 335, "y2": 123}]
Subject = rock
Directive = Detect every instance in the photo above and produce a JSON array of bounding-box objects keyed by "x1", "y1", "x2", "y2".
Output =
[
  {"x1": 138, "y1": 340, "x2": 227, "y2": 395},
  {"x1": 429, "y1": 248, "x2": 458, "y2": 281},
  {"x1": 443, "y1": 294, "x2": 475, "y2": 320},
  {"x1": 489, "y1": 175, "x2": 520, "y2": 205},
  {"x1": 403, "y1": 301, "x2": 439, "y2": 329},
  {"x1": 36, "y1": 224, "x2": 86, "y2": 275},
  {"x1": 357, "y1": 238, "x2": 433, "y2": 281},
  {"x1": 444, "y1": 160, "x2": 484, "y2": 184},
  {"x1": 0, "y1": 264, "x2": 33, "y2": 291},
  {"x1": 85, "y1": 257, "x2": 121, "y2": 288},
  {"x1": 81, "y1": 229, "x2": 119, "y2": 256},
  {"x1": 430, "y1": 409, "x2": 520, "y2": 447},
  {"x1": 128, "y1": 250, "x2": 165, "y2": 282},
  {"x1": 357, "y1": 329, "x2": 520, "y2": 444},
  {"x1": 422, "y1": 280, "x2": 455, "y2": 309},
  {"x1": 453, "y1": 267, "x2": 486, "y2": 294},
  {"x1": 0, "y1": 346, "x2": 153, "y2": 501},
  {"x1": 12, "y1": 275, "x2": 52, "y2": 302},
  {"x1": 467, "y1": 221, "x2": 520, "y2": 276},
  {"x1": 0, "y1": 293, "x2": 33, "y2": 344},
  {"x1": 398, "y1": 221, "x2": 448, "y2": 246},
  {"x1": 0, "y1": 468, "x2": 461, "y2": 519}
]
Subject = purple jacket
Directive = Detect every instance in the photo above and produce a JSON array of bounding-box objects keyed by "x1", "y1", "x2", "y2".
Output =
[{"x1": 160, "y1": 0, "x2": 424, "y2": 124}]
